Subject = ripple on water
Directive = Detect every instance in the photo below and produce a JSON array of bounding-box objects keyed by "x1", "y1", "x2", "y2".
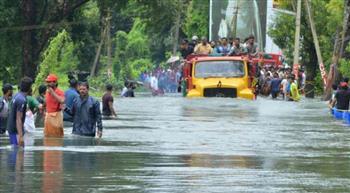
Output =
[{"x1": 1, "y1": 97, "x2": 350, "y2": 192}]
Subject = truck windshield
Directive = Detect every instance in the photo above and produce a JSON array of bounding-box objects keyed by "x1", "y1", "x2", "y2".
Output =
[{"x1": 194, "y1": 60, "x2": 245, "y2": 78}]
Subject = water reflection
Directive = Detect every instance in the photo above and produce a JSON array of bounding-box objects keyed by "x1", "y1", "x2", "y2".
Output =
[
  {"x1": 62, "y1": 137, "x2": 98, "y2": 174},
  {"x1": 23, "y1": 132, "x2": 35, "y2": 146},
  {"x1": 0, "y1": 147, "x2": 36, "y2": 192},
  {"x1": 1, "y1": 97, "x2": 350, "y2": 192},
  {"x1": 182, "y1": 154, "x2": 263, "y2": 169},
  {"x1": 8, "y1": 148, "x2": 24, "y2": 193},
  {"x1": 42, "y1": 138, "x2": 63, "y2": 193}
]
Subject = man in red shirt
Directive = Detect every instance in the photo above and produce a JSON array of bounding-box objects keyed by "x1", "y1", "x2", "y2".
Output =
[{"x1": 44, "y1": 74, "x2": 65, "y2": 137}]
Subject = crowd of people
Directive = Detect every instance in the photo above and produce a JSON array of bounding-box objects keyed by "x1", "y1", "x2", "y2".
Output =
[
  {"x1": 256, "y1": 67, "x2": 304, "y2": 101},
  {"x1": 180, "y1": 35, "x2": 259, "y2": 59},
  {"x1": 0, "y1": 74, "x2": 118, "y2": 147},
  {"x1": 139, "y1": 68, "x2": 182, "y2": 95}
]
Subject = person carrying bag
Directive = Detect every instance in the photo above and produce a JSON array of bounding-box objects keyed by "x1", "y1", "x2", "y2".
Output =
[{"x1": 23, "y1": 109, "x2": 35, "y2": 146}]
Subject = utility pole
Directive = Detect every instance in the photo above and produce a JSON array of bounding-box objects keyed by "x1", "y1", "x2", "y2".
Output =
[
  {"x1": 172, "y1": 0, "x2": 184, "y2": 56},
  {"x1": 292, "y1": 0, "x2": 301, "y2": 79},
  {"x1": 172, "y1": 12, "x2": 181, "y2": 56},
  {"x1": 231, "y1": 0, "x2": 240, "y2": 38},
  {"x1": 106, "y1": 8, "x2": 112, "y2": 78},
  {"x1": 91, "y1": 19, "x2": 107, "y2": 77},
  {"x1": 91, "y1": 9, "x2": 113, "y2": 78},
  {"x1": 304, "y1": 0, "x2": 327, "y2": 89}
]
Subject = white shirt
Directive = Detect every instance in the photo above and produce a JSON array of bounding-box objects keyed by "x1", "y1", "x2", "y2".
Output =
[
  {"x1": 281, "y1": 79, "x2": 288, "y2": 93},
  {"x1": 121, "y1": 87, "x2": 128, "y2": 97},
  {"x1": 150, "y1": 76, "x2": 158, "y2": 90}
]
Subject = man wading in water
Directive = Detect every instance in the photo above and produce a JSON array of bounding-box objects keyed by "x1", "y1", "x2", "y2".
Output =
[
  {"x1": 65, "y1": 82, "x2": 103, "y2": 138},
  {"x1": 331, "y1": 81, "x2": 350, "y2": 111},
  {"x1": 0, "y1": 84, "x2": 13, "y2": 135},
  {"x1": 7, "y1": 77, "x2": 33, "y2": 146},
  {"x1": 44, "y1": 74, "x2": 65, "y2": 137},
  {"x1": 102, "y1": 84, "x2": 117, "y2": 118}
]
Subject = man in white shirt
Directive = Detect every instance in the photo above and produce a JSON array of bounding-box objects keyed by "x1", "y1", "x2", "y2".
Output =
[
  {"x1": 281, "y1": 74, "x2": 289, "y2": 100},
  {"x1": 150, "y1": 74, "x2": 159, "y2": 95}
]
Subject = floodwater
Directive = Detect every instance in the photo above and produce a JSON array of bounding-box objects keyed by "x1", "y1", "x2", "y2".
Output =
[{"x1": 1, "y1": 95, "x2": 350, "y2": 193}]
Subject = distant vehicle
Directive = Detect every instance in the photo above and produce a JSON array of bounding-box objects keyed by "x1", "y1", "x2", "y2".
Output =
[
  {"x1": 182, "y1": 54, "x2": 255, "y2": 100},
  {"x1": 251, "y1": 53, "x2": 283, "y2": 69}
]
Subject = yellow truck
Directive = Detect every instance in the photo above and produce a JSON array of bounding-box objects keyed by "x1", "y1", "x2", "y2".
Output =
[{"x1": 182, "y1": 55, "x2": 255, "y2": 100}]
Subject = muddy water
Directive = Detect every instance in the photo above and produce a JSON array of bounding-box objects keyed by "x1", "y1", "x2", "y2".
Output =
[{"x1": 1, "y1": 96, "x2": 349, "y2": 193}]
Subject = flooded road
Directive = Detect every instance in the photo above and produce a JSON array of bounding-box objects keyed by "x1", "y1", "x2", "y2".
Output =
[{"x1": 1, "y1": 96, "x2": 350, "y2": 192}]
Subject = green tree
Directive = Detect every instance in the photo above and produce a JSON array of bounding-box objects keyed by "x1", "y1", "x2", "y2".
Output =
[
  {"x1": 340, "y1": 45, "x2": 350, "y2": 78},
  {"x1": 70, "y1": 1, "x2": 101, "y2": 71},
  {"x1": 0, "y1": 0, "x2": 210, "y2": 87},
  {"x1": 113, "y1": 30, "x2": 128, "y2": 80},
  {"x1": 113, "y1": 19, "x2": 152, "y2": 81},
  {"x1": 183, "y1": 0, "x2": 209, "y2": 38},
  {"x1": 0, "y1": 1, "x2": 24, "y2": 83},
  {"x1": 0, "y1": 0, "x2": 89, "y2": 80},
  {"x1": 34, "y1": 30, "x2": 78, "y2": 91},
  {"x1": 126, "y1": 0, "x2": 191, "y2": 62},
  {"x1": 268, "y1": 0, "x2": 344, "y2": 97}
]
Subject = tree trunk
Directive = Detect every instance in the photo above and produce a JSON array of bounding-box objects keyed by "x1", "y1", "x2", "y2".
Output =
[
  {"x1": 304, "y1": 44, "x2": 317, "y2": 98},
  {"x1": 292, "y1": 0, "x2": 302, "y2": 79},
  {"x1": 304, "y1": 0, "x2": 326, "y2": 92},
  {"x1": 22, "y1": 0, "x2": 37, "y2": 79},
  {"x1": 21, "y1": 0, "x2": 89, "y2": 79},
  {"x1": 323, "y1": 28, "x2": 342, "y2": 100},
  {"x1": 91, "y1": 27, "x2": 107, "y2": 77},
  {"x1": 323, "y1": 0, "x2": 350, "y2": 100},
  {"x1": 340, "y1": 0, "x2": 350, "y2": 59},
  {"x1": 302, "y1": 10, "x2": 318, "y2": 99}
]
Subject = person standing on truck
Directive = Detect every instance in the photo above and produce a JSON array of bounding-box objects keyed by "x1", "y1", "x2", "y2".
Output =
[
  {"x1": 216, "y1": 37, "x2": 231, "y2": 55},
  {"x1": 229, "y1": 38, "x2": 245, "y2": 56},
  {"x1": 180, "y1": 39, "x2": 194, "y2": 59},
  {"x1": 245, "y1": 35, "x2": 259, "y2": 57},
  {"x1": 190, "y1": 35, "x2": 198, "y2": 48},
  {"x1": 194, "y1": 37, "x2": 213, "y2": 55}
]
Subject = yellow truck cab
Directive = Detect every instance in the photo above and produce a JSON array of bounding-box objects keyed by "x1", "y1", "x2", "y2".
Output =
[{"x1": 183, "y1": 55, "x2": 255, "y2": 100}]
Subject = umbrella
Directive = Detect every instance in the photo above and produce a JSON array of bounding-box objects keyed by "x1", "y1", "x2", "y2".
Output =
[{"x1": 166, "y1": 56, "x2": 180, "y2": 64}]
